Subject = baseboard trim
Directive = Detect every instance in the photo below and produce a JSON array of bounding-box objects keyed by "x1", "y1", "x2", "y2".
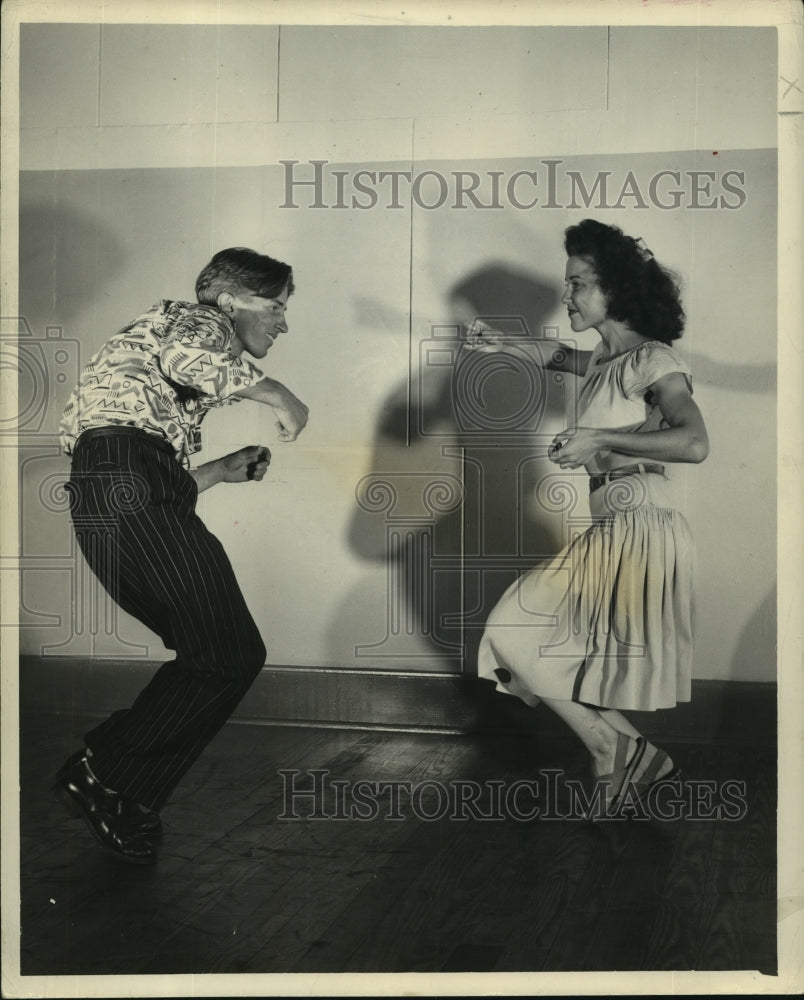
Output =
[{"x1": 18, "y1": 656, "x2": 776, "y2": 748}]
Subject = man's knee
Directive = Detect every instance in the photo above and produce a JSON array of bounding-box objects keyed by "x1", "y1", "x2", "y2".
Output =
[
  {"x1": 235, "y1": 633, "x2": 266, "y2": 684},
  {"x1": 185, "y1": 626, "x2": 265, "y2": 684},
  {"x1": 247, "y1": 635, "x2": 267, "y2": 676}
]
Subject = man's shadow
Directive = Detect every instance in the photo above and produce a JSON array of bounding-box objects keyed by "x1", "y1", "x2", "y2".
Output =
[
  {"x1": 14, "y1": 200, "x2": 137, "y2": 656},
  {"x1": 339, "y1": 264, "x2": 569, "y2": 703}
]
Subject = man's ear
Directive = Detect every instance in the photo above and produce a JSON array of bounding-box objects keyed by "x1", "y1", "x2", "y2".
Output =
[{"x1": 217, "y1": 291, "x2": 236, "y2": 316}]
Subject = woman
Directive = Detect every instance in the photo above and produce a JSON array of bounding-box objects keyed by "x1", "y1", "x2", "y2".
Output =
[{"x1": 466, "y1": 219, "x2": 708, "y2": 819}]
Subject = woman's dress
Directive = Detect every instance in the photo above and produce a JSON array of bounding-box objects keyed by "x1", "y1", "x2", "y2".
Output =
[{"x1": 476, "y1": 339, "x2": 696, "y2": 711}]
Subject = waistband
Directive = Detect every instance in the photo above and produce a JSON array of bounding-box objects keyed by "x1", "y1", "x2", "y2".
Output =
[
  {"x1": 75, "y1": 425, "x2": 176, "y2": 457},
  {"x1": 589, "y1": 463, "x2": 665, "y2": 494}
]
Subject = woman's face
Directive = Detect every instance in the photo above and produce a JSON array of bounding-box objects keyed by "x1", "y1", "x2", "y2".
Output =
[{"x1": 561, "y1": 256, "x2": 609, "y2": 333}]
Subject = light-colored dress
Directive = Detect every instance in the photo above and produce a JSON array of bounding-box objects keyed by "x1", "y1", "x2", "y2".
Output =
[{"x1": 476, "y1": 339, "x2": 695, "y2": 712}]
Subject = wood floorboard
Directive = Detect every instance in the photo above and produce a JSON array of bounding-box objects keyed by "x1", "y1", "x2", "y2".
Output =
[
  {"x1": 15, "y1": 708, "x2": 777, "y2": 978},
  {"x1": 288, "y1": 820, "x2": 490, "y2": 972},
  {"x1": 448, "y1": 821, "x2": 602, "y2": 972},
  {"x1": 209, "y1": 771, "x2": 486, "y2": 971}
]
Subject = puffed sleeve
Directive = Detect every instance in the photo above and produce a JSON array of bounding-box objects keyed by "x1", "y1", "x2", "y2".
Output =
[
  {"x1": 158, "y1": 302, "x2": 265, "y2": 404},
  {"x1": 621, "y1": 342, "x2": 693, "y2": 399}
]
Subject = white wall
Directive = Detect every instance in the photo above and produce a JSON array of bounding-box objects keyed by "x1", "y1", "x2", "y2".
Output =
[{"x1": 16, "y1": 24, "x2": 777, "y2": 683}]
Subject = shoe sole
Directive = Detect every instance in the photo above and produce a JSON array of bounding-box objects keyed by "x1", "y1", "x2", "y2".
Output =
[{"x1": 52, "y1": 782, "x2": 157, "y2": 866}]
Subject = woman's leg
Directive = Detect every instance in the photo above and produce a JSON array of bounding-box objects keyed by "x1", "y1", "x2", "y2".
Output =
[
  {"x1": 558, "y1": 702, "x2": 676, "y2": 786},
  {"x1": 540, "y1": 697, "x2": 641, "y2": 778},
  {"x1": 594, "y1": 707, "x2": 675, "y2": 780},
  {"x1": 594, "y1": 707, "x2": 642, "y2": 740}
]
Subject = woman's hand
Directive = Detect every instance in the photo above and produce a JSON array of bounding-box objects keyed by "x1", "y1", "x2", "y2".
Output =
[
  {"x1": 463, "y1": 319, "x2": 506, "y2": 353},
  {"x1": 548, "y1": 427, "x2": 606, "y2": 469}
]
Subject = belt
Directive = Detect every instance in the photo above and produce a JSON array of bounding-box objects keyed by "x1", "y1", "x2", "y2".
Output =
[
  {"x1": 75, "y1": 425, "x2": 176, "y2": 457},
  {"x1": 589, "y1": 463, "x2": 665, "y2": 494}
]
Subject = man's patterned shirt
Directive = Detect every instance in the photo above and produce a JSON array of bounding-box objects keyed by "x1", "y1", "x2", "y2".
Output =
[{"x1": 60, "y1": 300, "x2": 265, "y2": 468}]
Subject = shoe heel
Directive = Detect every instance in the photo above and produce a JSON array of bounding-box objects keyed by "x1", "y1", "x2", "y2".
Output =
[{"x1": 52, "y1": 781, "x2": 81, "y2": 818}]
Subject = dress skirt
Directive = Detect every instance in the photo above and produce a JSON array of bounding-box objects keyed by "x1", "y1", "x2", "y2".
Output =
[{"x1": 476, "y1": 471, "x2": 695, "y2": 711}]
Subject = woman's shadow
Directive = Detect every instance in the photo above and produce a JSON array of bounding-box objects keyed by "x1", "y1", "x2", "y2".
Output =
[{"x1": 336, "y1": 263, "x2": 569, "y2": 712}]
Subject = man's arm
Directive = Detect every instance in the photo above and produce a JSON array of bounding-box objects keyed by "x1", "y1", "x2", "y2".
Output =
[
  {"x1": 190, "y1": 446, "x2": 271, "y2": 493},
  {"x1": 159, "y1": 312, "x2": 265, "y2": 402},
  {"x1": 235, "y1": 376, "x2": 309, "y2": 442},
  {"x1": 158, "y1": 309, "x2": 309, "y2": 439}
]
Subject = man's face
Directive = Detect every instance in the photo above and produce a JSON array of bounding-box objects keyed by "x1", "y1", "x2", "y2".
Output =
[{"x1": 228, "y1": 285, "x2": 289, "y2": 359}]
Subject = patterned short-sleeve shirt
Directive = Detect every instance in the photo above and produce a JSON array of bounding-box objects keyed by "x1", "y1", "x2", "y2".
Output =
[{"x1": 59, "y1": 300, "x2": 265, "y2": 468}]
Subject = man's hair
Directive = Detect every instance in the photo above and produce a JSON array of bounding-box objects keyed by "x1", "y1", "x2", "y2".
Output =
[
  {"x1": 564, "y1": 219, "x2": 685, "y2": 344},
  {"x1": 195, "y1": 247, "x2": 294, "y2": 305}
]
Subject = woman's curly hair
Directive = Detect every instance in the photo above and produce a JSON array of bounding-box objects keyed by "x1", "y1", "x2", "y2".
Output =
[{"x1": 564, "y1": 219, "x2": 685, "y2": 343}]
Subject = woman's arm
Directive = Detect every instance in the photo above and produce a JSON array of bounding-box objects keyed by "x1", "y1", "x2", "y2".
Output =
[
  {"x1": 547, "y1": 343, "x2": 594, "y2": 376},
  {"x1": 464, "y1": 320, "x2": 592, "y2": 375},
  {"x1": 550, "y1": 372, "x2": 709, "y2": 468}
]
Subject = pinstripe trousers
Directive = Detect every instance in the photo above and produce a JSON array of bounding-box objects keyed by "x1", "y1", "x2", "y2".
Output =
[{"x1": 66, "y1": 428, "x2": 266, "y2": 811}]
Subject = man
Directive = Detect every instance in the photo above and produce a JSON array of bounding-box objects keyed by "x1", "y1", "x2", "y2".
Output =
[{"x1": 54, "y1": 247, "x2": 308, "y2": 864}]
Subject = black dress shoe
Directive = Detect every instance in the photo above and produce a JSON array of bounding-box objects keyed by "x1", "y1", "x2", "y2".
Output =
[
  {"x1": 55, "y1": 750, "x2": 163, "y2": 838},
  {"x1": 124, "y1": 799, "x2": 163, "y2": 838},
  {"x1": 52, "y1": 756, "x2": 157, "y2": 865}
]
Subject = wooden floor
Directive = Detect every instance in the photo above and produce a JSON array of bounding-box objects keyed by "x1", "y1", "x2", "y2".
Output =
[{"x1": 17, "y1": 709, "x2": 776, "y2": 977}]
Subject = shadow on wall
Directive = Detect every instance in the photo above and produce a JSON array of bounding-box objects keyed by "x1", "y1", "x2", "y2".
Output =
[
  {"x1": 337, "y1": 264, "x2": 566, "y2": 683},
  {"x1": 711, "y1": 584, "x2": 777, "y2": 746},
  {"x1": 689, "y1": 353, "x2": 776, "y2": 394},
  {"x1": 19, "y1": 199, "x2": 127, "y2": 334},
  {"x1": 16, "y1": 200, "x2": 127, "y2": 446},
  {"x1": 15, "y1": 200, "x2": 134, "y2": 659}
]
